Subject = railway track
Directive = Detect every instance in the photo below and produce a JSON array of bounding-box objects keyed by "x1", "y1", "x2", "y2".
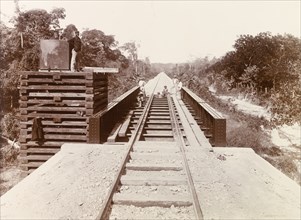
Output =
[
  {"x1": 97, "y1": 80, "x2": 203, "y2": 219},
  {"x1": 128, "y1": 96, "x2": 175, "y2": 141}
]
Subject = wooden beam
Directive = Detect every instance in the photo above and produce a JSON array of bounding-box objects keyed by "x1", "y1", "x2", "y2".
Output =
[
  {"x1": 83, "y1": 67, "x2": 118, "y2": 73},
  {"x1": 120, "y1": 176, "x2": 187, "y2": 186},
  {"x1": 126, "y1": 164, "x2": 182, "y2": 171},
  {"x1": 107, "y1": 124, "x2": 122, "y2": 143},
  {"x1": 113, "y1": 194, "x2": 192, "y2": 207},
  {"x1": 118, "y1": 111, "x2": 134, "y2": 137}
]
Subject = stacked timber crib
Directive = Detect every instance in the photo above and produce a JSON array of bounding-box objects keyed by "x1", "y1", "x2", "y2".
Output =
[{"x1": 19, "y1": 71, "x2": 108, "y2": 174}]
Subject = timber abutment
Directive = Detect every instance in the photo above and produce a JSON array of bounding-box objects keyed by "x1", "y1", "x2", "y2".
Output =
[{"x1": 18, "y1": 70, "x2": 138, "y2": 174}]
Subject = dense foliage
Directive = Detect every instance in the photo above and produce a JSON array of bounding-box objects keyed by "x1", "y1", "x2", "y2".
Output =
[
  {"x1": 1, "y1": 8, "x2": 67, "y2": 113},
  {"x1": 80, "y1": 29, "x2": 128, "y2": 68},
  {"x1": 0, "y1": 7, "x2": 152, "y2": 140},
  {"x1": 210, "y1": 33, "x2": 301, "y2": 92},
  {"x1": 1, "y1": 7, "x2": 300, "y2": 141},
  {"x1": 0, "y1": 7, "x2": 154, "y2": 109},
  {"x1": 173, "y1": 33, "x2": 301, "y2": 126},
  {"x1": 270, "y1": 79, "x2": 301, "y2": 125}
]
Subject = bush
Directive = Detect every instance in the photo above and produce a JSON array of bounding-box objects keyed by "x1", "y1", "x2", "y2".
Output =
[
  {"x1": 227, "y1": 125, "x2": 262, "y2": 149},
  {"x1": 263, "y1": 155, "x2": 300, "y2": 185},
  {"x1": 0, "y1": 111, "x2": 20, "y2": 140},
  {"x1": 0, "y1": 143, "x2": 20, "y2": 168},
  {"x1": 227, "y1": 117, "x2": 281, "y2": 154},
  {"x1": 270, "y1": 80, "x2": 301, "y2": 126}
]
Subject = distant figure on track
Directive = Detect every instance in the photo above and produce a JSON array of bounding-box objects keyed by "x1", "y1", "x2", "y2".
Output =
[
  {"x1": 137, "y1": 79, "x2": 146, "y2": 107},
  {"x1": 176, "y1": 81, "x2": 182, "y2": 99},
  {"x1": 162, "y1": 85, "x2": 169, "y2": 97},
  {"x1": 138, "y1": 79, "x2": 146, "y2": 89},
  {"x1": 137, "y1": 91, "x2": 144, "y2": 107}
]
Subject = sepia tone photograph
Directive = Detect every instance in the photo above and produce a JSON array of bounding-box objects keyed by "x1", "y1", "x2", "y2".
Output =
[{"x1": 0, "y1": 0, "x2": 300, "y2": 219}]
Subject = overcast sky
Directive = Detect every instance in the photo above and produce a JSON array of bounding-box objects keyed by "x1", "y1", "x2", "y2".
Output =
[{"x1": 1, "y1": 0, "x2": 300, "y2": 63}]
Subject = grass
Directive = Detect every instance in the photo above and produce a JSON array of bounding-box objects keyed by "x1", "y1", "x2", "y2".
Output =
[
  {"x1": 0, "y1": 174, "x2": 9, "y2": 196},
  {"x1": 0, "y1": 143, "x2": 20, "y2": 169},
  {"x1": 223, "y1": 101, "x2": 300, "y2": 184},
  {"x1": 263, "y1": 155, "x2": 300, "y2": 185},
  {"x1": 0, "y1": 142, "x2": 22, "y2": 196}
]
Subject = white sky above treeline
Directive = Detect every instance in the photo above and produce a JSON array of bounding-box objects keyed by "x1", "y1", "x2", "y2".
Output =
[{"x1": 1, "y1": 0, "x2": 300, "y2": 63}]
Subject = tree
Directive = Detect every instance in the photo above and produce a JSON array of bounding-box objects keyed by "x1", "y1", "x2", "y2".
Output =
[
  {"x1": 268, "y1": 34, "x2": 301, "y2": 89},
  {"x1": 210, "y1": 33, "x2": 301, "y2": 92},
  {"x1": 270, "y1": 78, "x2": 301, "y2": 126},
  {"x1": 120, "y1": 41, "x2": 139, "y2": 76},
  {"x1": 207, "y1": 32, "x2": 301, "y2": 125},
  {"x1": 239, "y1": 65, "x2": 259, "y2": 88},
  {"x1": 0, "y1": 8, "x2": 66, "y2": 112},
  {"x1": 0, "y1": 22, "x2": 12, "y2": 71},
  {"x1": 3, "y1": 8, "x2": 66, "y2": 71},
  {"x1": 80, "y1": 29, "x2": 127, "y2": 68},
  {"x1": 15, "y1": 8, "x2": 65, "y2": 46},
  {"x1": 75, "y1": 29, "x2": 137, "y2": 101}
]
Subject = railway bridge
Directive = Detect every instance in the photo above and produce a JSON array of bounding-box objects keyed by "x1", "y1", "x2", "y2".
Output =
[{"x1": 1, "y1": 70, "x2": 300, "y2": 219}]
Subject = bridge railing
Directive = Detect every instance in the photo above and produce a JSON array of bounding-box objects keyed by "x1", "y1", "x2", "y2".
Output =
[
  {"x1": 88, "y1": 86, "x2": 140, "y2": 143},
  {"x1": 181, "y1": 87, "x2": 226, "y2": 147}
]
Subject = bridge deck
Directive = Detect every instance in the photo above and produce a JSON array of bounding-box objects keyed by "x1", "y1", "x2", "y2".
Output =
[
  {"x1": 0, "y1": 143, "x2": 128, "y2": 219},
  {"x1": 1, "y1": 96, "x2": 300, "y2": 219}
]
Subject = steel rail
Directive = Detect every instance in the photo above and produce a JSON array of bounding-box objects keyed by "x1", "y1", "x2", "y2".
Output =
[
  {"x1": 167, "y1": 95, "x2": 204, "y2": 220},
  {"x1": 96, "y1": 76, "x2": 161, "y2": 220}
]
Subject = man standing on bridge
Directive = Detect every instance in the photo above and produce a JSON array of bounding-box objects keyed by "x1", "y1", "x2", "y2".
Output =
[{"x1": 68, "y1": 30, "x2": 82, "y2": 72}]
